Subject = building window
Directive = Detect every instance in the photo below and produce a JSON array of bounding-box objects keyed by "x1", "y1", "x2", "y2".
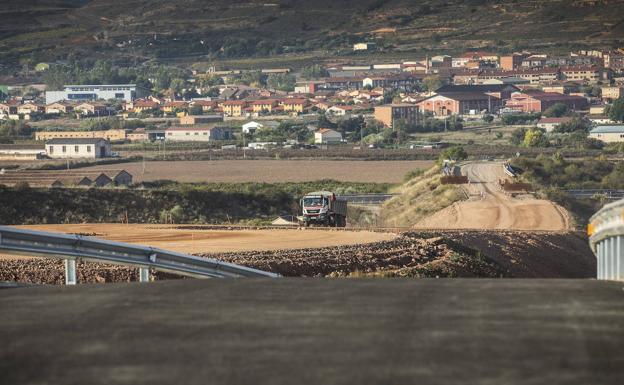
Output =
[
  {"x1": 49, "y1": 146, "x2": 54, "y2": 154},
  {"x1": 195, "y1": 132, "x2": 199, "y2": 135},
  {"x1": 75, "y1": 146, "x2": 79, "y2": 152},
  {"x1": 87, "y1": 146, "x2": 91, "y2": 152},
  {"x1": 62, "y1": 146, "x2": 66, "y2": 153},
  {"x1": 186, "y1": 132, "x2": 190, "y2": 136}
]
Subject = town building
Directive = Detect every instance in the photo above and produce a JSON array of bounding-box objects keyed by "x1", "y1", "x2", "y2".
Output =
[
  {"x1": 602, "y1": 86, "x2": 623, "y2": 101},
  {"x1": 314, "y1": 128, "x2": 343, "y2": 144},
  {"x1": 45, "y1": 101, "x2": 75, "y2": 114},
  {"x1": 131, "y1": 99, "x2": 160, "y2": 113},
  {"x1": 560, "y1": 66, "x2": 600, "y2": 83},
  {"x1": 36, "y1": 129, "x2": 127, "y2": 142},
  {"x1": 281, "y1": 99, "x2": 308, "y2": 113},
  {"x1": 326, "y1": 105, "x2": 354, "y2": 116},
  {"x1": 45, "y1": 138, "x2": 112, "y2": 159},
  {"x1": 353, "y1": 42, "x2": 376, "y2": 51},
  {"x1": 505, "y1": 91, "x2": 588, "y2": 113},
  {"x1": 127, "y1": 129, "x2": 149, "y2": 142},
  {"x1": 500, "y1": 54, "x2": 527, "y2": 70},
  {"x1": 179, "y1": 115, "x2": 223, "y2": 125},
  {"x1": 242, "y1": 121, "x2": 280, "y2": 134},
  {"x1": 221, "y1": 100, "x2": 248, "y2": 117},
  {"x1": 17, "y1": 102, "x2": 44, "y2": 115},
  {"x1": 251, "y1": 99, "x2": 278, "y2": 113},
  {"x1": 162, "y1": 101, "x2": 188, "y2": 113},
  {"x1": 94, "y1": 173, "x2": 113, "y2": 187},
  {"x1": 45, "y1": 84, "x2": 149, "y2": 104},
  {"x1": 536, "y1": 117, "x2": 574, "y2": 132},
  {"x1": 435, "y1": 84, "x2": 519, "y2": 101},
  {"x1": 374, "y1": 104, "x2": 419, "y2": 127},
  {"x1": 589, "y1": 125, "x2": 624, "y2": 143},
  {"x1": 112, "y1": 170, "x2": 133, "y2": 186},
  {"x1": 75, "y1": 102, "x2": 108, "y2": 116},
  {"x1": 190, "y1": 100, "x2": 217, "y2": 112},
  {"x1": 164, "y1": 127, "x2": 234, "y2": 142},
  {"x1": 417, "y1": 93, "x2": 501, "y2": 116}
]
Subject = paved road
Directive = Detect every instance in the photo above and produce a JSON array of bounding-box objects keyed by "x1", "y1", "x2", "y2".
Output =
[
  {"x1": 1, "y1": 279, "x2": 624, "y2": 384},
  {"x1": 416, "y1": 162, "x2": 569, "y2": 230}
]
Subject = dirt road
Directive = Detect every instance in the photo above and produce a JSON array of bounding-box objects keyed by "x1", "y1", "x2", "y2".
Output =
[
  {"x1": 3, "y1": 224, "x2": 395, "y2": 256},
  {"x1": 414, "y1": 162, "x2": 570, "y2": 231}
]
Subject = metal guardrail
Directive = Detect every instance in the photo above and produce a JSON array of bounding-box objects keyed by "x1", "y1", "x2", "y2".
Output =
[
  {"x1": 337, "y1": 193, "x2": 398, "y2": 205},
  {"x1": 566, "y1": 189, "x2": 624, "y2": 200},
  {"x1": 0, "y1": 226, "x2": 279, "y2": 284},
  {"x1": 588, "y1": 199, "x2": 624, "y2": 281},
  {"x1": 503, "y1": 164, "x2": 516, "y2": 178}
]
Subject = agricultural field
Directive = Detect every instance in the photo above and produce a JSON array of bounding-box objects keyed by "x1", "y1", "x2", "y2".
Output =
[
  {"x1": 77, "y1": 160, "x2": 435, "y2": 183},
  {"x1": 411, "y1": 124, "x2": 521, "y2": 146}
]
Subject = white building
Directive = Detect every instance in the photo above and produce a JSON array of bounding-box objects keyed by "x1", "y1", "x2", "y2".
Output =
[
  {"x1": 589, "y1": 125, "x2": 624, "y2": 143},
  {"x1": 45, "y1": 84, "x2": 149, "y2": 104},
  {"x1": 326, "y1": 105, "x2": 353, "y2": 116},
  {"x1": 536, "y1": 117, "x2": 573, "y2": 132},
  {"x1": 353, "y1": 42, "x2": 376, "y2": 51},
  {"x1": 46, "y1": 138, "x2": 112, "y2": 159},
  {"x1": 164, "y1": 127, "x2": 234, "y2": 142},
  {"x1": 314, "y1": 128, "x2": 342, "y2": 144},
  {"x1": 242, "y1": 120, "x2": 280, "y2": 134}
]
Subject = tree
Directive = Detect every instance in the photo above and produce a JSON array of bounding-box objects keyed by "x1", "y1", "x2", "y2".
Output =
[
  {"x1": 301, "y1": 65, "x2": 328, "y2": 79},
  {"x1": 169, "y1": 78, "x2": 186, "y2": 96},
  {"x1": 608, "y1": 97, "x2": 624, "y2": 123},
  {"x1": 439, "y1": 145, "x2": 468, "y2": 162},
  {"x1": 266, "y1": 73, "x2": 295, "y2": 92},
  {"x1": 422, "y1": 75, "x2": 442, "y2": 92},
  {"x1": 483, "y1": 114, "x2": 494, "y2": 123},
  {"x1": 543, "y1": 103, "x2": 569, "y2": 118},
  {"x1": 523, "y1": 128, "x2": 548, "y2": 147},
  {"x1": 553, "y1": 117, "x2": 589, "y2": 133},
  {"x1": 189, "y1": 105, "x2": 204, "y2": 115}
]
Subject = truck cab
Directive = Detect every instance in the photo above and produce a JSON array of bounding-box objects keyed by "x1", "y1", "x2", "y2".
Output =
[{"x1": 300, "y1": 191, "x2": 347, "y2": 227}]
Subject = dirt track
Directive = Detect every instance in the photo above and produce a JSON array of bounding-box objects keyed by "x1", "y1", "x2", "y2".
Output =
[
  {"x1": 414, "y1": 162, "x2": 570, "y2": 231},
  {"x1": 4, "y1": 224, "x2": 395, "y2": 256}
]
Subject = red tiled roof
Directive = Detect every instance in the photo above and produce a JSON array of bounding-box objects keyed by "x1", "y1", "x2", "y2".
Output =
[
  {"x1": 222, "y1": 100, "x2": 247, "y2": 106},
  {"x1": 282, "y1": 98, "x2": 308, "y2": 104},
  {"x1": 250, "y1": 99, "x2": 277, "y2": 105},
  {"x1": 164, "y1": 101, "x2": 188, "y2": 107},
  {"x1": 538, "y1": 117, "x2": 573, "y2": 124}
]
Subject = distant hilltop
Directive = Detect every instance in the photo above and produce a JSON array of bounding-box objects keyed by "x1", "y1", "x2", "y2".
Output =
[{"x1": 0, "y1": 0, "x2": 623, "y2": 67}]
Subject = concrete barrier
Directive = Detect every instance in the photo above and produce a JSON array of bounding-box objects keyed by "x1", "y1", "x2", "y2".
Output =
[{"x1": 588, "y1": 199, "x2": 624, "y2": 281}]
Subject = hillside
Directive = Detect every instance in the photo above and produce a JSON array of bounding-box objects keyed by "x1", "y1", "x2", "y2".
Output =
[{"x1": 1, "y1": 0, "x2": 623, "y2": 68}]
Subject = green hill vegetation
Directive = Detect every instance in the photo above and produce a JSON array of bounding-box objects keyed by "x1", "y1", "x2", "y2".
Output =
[
  {"x1": 1, "y1": 0, "x2": 622, "y2": 68},
  {"x1": 379, "y1": 166, "x2": 465, "y2": 227}
]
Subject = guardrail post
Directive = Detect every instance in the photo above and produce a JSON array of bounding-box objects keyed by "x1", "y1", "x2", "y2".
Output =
[
  {"x1": 139, "y1": 267, "x2": 150, "y2": 283},
  {"x1": 64, "y1": 258, "x2": 77, "y2": 285}
]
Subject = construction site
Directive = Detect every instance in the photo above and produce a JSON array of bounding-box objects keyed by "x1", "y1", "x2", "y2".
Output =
[{"x1": 0, "y1": 161, "x2": 597, "y2": 282}]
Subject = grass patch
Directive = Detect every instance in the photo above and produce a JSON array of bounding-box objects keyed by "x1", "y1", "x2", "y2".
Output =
[{"x1": 379, "y1": 166, "x2": 465, "y2": 227}]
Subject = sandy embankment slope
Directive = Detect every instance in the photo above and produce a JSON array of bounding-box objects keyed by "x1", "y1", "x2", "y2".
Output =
[{"x1": 414, "y1": 162, "x2": 570, "y2": 231}]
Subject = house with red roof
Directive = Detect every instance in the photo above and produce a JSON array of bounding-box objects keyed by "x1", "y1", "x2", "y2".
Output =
[{"x1": 506, "y1": 91, "x2": 588, "y2": 113}]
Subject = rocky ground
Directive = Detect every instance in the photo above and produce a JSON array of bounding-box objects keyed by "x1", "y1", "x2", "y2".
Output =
[{"x1": 0, "y1": 231, "x2": 596, "y2": 284}]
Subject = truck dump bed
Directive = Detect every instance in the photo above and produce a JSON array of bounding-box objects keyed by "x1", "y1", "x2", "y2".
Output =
[{"x1": 330, "y1": 199, "x2": 347, "y2": 216}]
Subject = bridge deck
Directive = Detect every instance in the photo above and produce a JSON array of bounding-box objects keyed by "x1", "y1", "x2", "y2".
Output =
[{"x1": 1, "y1": 279, "x2": 623, "y2": 384}]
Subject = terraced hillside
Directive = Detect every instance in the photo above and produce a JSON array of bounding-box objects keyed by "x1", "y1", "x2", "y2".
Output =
[{"x1": 1, "y1": 0, "x2": 623, "y2": 67}]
